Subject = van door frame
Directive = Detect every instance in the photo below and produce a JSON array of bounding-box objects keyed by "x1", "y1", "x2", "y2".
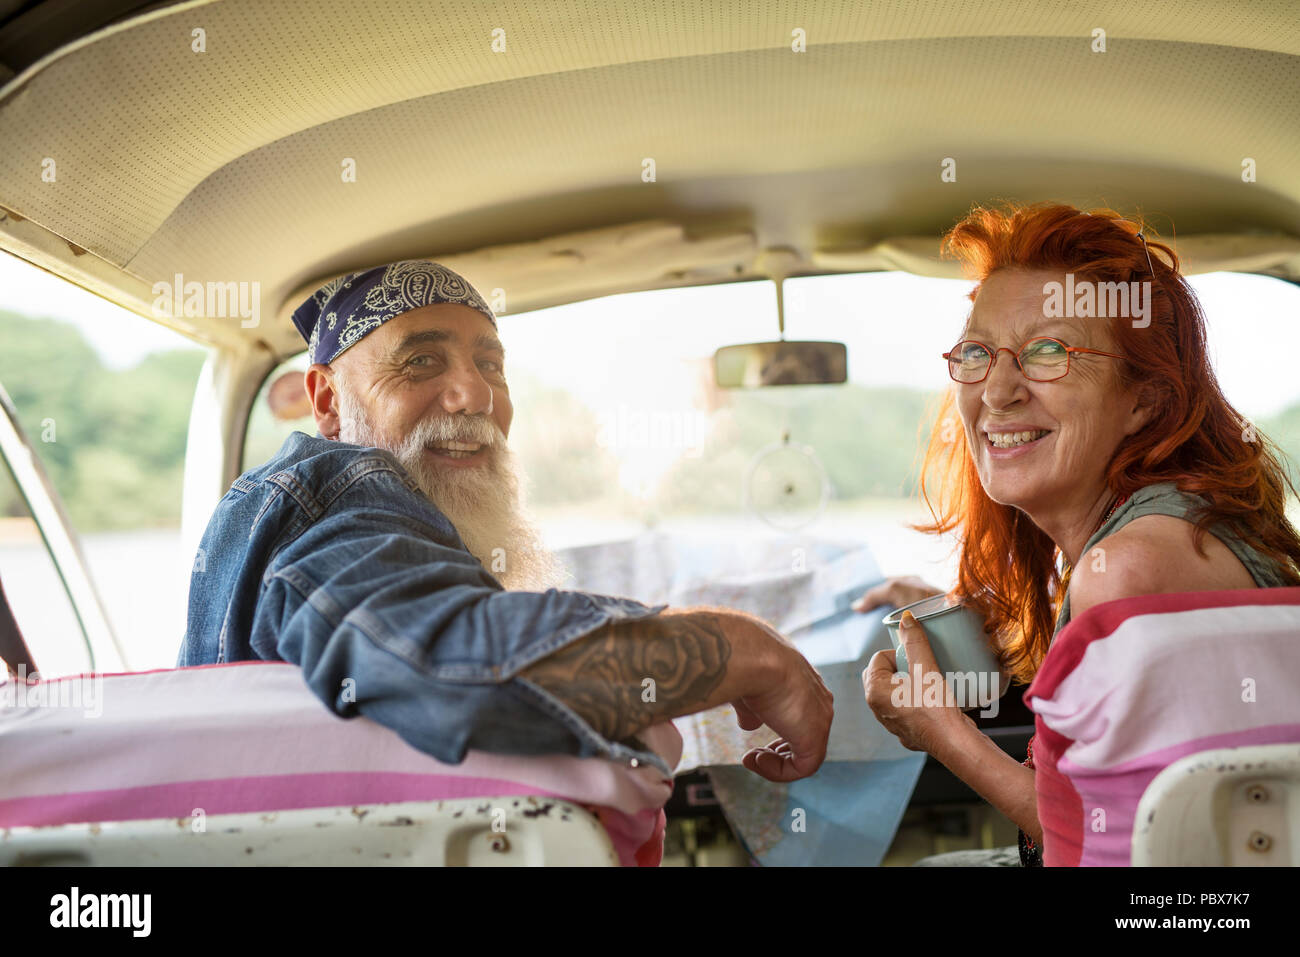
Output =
[{"x1": 0, "y1": 380, "x2": 125, "y2": 672}]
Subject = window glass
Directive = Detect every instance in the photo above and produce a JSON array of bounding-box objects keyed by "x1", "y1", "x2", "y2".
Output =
[
  {"x1": 498, "y1": 271, "x2": 1300, "y2": 585},
  {"x1": 496, "y1": 276, "x2": 964, "y2": 582},
  {"x1": 0, "y1": 252, "x2": 206, "y2": 669},
  {"x1": 1192, "y1": 273, "x2": 1300, "y2": 495},
  {"x1": 0, "y1": 455, "x2": 90, "y2": 677},
  {"x1": 238, "y1": 271, "x2": 1300, "y2": 594},
  {"x1": 243, "y1": 355, "x2": 314, "y2": 472}
]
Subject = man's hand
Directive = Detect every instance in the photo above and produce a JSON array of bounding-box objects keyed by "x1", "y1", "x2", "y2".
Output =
[
  {"x1": 851, "y1": 575, "x2": 946, "y2": 614},
  {"x1": 521, "y1": 607, "x2": 832, "y2": 783},
  {"x1": 727, "y1": 617, "x2": 833, "y2": 782}
]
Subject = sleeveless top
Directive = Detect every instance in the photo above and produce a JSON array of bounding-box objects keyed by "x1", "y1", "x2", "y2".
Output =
[
  {"x1": 1018, "y1": 481, "x2": 1295, "y2": 866},
  {"x1": 1052, "y1": 481, "x2": 1295, "y2": 636}
]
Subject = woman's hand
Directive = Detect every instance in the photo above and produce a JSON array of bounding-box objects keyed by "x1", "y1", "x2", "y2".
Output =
[
  {"x1": 863, "y1": 612, "x2": 1041, "y2": 841},
  {"x1": 851, "y1": 576, "x2": 945, "y2": 614},
  {"x1": 862, "y1": 611, "x2": 972, "y2": 755}
]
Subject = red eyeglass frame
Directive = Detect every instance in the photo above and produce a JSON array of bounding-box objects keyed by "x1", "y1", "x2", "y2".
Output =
[{"x1": 942, "y1": 336, "x2": 1125, "y2": 383}]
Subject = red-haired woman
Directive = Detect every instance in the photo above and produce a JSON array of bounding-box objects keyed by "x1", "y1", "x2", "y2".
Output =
[{"x1": 858, "y1": 202, "x2": 1300, "y2": 866}]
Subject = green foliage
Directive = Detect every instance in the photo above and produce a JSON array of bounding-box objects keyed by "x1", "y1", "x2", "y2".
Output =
[
  {"x1": 0, "y1": 310, "x2": 206, "y2": 530},
  {"x1": 660, "y1": 384, "x2": 940, "y2": 512},
  {"x1": 507, "y1": 368, "x2": 623, "y2": 505}
]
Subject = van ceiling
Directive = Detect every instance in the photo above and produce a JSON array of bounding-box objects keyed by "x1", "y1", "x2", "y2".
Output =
[{"x1": 0, "y1": 0, "x2": 1298, "y2": 358}]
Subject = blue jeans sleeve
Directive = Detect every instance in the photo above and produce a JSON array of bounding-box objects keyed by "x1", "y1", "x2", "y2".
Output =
[{"x1": 252, "y1": 504, "x2": 672, "y2": 774}]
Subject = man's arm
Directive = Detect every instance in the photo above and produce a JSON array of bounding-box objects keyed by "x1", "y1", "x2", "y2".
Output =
[
  {"x1": 520, "y1": 608, "x2": 734, "y2": 741},
  {"x1": 260, "y1": 499, "x2": 831, "y2": 781},
  {"x1": 523, "y1": 607, "x2": 833, "y2": 782}
]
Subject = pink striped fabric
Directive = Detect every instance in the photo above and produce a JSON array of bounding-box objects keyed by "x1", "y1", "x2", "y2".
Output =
[
  {"x1": 0, "y1": 661, "x2": 682, "y2": 866},
  {"x1": 1025, "y1": 587, "x2": 1300, "y2": 867}
]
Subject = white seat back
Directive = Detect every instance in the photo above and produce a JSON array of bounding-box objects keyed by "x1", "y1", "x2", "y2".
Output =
[
  {"x1": 0, "y1": 795, "x2": 618, "y2": 866},
  {"x1": 1132, "y1": 743, "x2": 1300, "y2": 866}
]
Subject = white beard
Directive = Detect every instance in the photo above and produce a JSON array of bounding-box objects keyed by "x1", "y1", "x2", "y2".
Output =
[{"x1": 335, "y1": 380, "x2": 567, "y2": 591}]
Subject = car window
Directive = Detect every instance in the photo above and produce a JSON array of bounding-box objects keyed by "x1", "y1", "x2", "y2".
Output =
[
  {"x1": 0, "y1": 253, "x2": 206, "y2": 670},
  {"x1": 497, "y1": 275, "x2": 965, "y2": 585},
  {"x1": 244, "y1": 355, "x2": 315, "y2": 472},
  {"x1": 0, "y1": 456, "x2": 91, "y2": 677},
  {"x1": 239, "y1": 271, "x2": 1300, "y2": 593},
  {"x1": 501, "y1": 271, "x2": 1300, "y2": 587},
  {"x1": 1190, "y1": 272, "x2": 1300, "y2": 499}
]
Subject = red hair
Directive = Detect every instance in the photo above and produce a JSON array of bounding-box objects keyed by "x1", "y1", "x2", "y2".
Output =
[{"x1": 918, "y1": 202, "x2": 1300, "y2": 684}]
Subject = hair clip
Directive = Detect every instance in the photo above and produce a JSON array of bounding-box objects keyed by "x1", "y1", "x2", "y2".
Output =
[{"x1": 1136, "y1": 229, "x2": 1156, "y2": 276}]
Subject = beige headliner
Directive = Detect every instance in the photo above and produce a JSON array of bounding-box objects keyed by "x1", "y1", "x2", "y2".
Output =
[{"x1": 1, "y1": 0, "x2": 1298, "y2": 359}]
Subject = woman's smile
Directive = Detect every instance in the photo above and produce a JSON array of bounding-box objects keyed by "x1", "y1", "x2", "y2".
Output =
[{"x1": 983, "y1": 426, "x2": 1054, "y2": 458}]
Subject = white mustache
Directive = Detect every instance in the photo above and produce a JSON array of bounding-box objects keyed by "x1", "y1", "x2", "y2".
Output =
[{"x1": 408, "y1": 415, "x2": 501, "y2": 448}]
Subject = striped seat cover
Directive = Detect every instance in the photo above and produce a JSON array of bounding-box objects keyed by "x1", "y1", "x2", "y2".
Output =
[
  {"x1": 1025, "y1": 587, "x2": 1300, "y2": 867},
  {"x1": 0, "y1": 660, "x2": 682, "y2": 866}
]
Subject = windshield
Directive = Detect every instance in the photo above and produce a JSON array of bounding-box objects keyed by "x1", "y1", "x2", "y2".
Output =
[
  {"x1": 246, "y1": 269, "x2": 1300, "y2": 597},
  {"x1": 500, "y1": 270, "x2": 1300, "y2": 582}
]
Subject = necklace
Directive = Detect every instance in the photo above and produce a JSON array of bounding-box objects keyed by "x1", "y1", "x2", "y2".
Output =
[{"x1": 1098, "y1": 492, "x2": 1129, "y2": 530}]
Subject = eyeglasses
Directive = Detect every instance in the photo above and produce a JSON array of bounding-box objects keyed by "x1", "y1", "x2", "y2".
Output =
[{"x1": 943, "y1": 336, "x2": 1124, "y2": 384}]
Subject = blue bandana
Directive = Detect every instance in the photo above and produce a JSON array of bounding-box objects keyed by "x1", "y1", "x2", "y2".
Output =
[{"x1": 291, "y1": 259, "x2": 497, "y2": 366}]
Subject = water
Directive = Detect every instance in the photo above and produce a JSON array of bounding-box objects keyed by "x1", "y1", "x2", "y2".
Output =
[{"x1": 0, "y1": 527, "x2": 188, "y2": 675}]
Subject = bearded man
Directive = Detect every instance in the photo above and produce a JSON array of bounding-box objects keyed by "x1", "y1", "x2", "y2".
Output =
[{"x1": 179, "y1": 260, "x2": 830, "y2": 782}]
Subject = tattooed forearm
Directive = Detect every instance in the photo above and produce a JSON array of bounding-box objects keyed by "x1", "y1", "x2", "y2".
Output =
[{"x1": 520, "y1": 611, "x2": 734, "y2": 742}]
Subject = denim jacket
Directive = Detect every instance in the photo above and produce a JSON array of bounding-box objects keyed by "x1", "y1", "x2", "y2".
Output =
[{"x1": 179, "y1": 430, "x2": 671, "y2": 775}]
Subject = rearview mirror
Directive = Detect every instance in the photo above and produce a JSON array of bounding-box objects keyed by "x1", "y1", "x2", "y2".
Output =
[{"x1": 713, "y1": 341, "x2": 847, "y2": 388}]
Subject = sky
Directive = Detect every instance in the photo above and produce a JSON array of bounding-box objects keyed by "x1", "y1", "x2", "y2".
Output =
[{"x1": 2, "y1": 249, "x2": 1299, "y2": 418}]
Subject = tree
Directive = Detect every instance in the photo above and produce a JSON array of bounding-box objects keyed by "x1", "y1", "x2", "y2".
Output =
[{"x1": 0, "y1": 310, "x2": 205, "y2": 530}]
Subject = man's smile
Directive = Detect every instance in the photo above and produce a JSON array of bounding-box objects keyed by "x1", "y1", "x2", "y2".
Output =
[{"x1": 424, "y1": 441, "x2": 490, "y2": 467}]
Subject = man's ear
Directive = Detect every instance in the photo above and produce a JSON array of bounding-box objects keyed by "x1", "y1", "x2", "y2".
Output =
[{"x1": 304, "y1": 363, "x2": 342, "y2": 440}]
